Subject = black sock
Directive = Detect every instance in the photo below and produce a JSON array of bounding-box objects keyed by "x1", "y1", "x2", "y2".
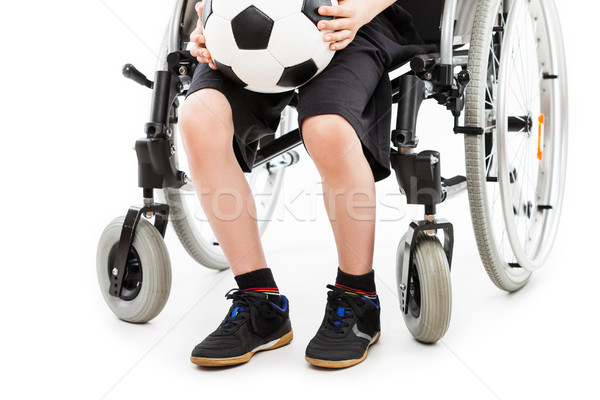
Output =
[
  {"x1": 234, "y1": 268, "x2": 281, "y2": 305},
  {"x1": 335, "y1": 267, "x2": 377, "y2": 299}
]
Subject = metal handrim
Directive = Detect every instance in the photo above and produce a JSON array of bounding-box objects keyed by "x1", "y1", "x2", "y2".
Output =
[{"x1": 496, "y1": 0, "x2": 567, "y2": 271}]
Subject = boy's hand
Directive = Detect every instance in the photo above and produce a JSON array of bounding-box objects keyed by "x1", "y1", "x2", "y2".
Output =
[
  {"x1": 190, "y1": 1, "x2": 218, "y2": 70},
  {"x1": 317, "y1": 0, "x2": 381, "y2": 51}
]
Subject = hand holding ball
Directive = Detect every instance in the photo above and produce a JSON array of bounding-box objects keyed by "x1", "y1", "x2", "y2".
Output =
[{"x1": 201, "y1": 0, "x2": 338, "y2": 93}]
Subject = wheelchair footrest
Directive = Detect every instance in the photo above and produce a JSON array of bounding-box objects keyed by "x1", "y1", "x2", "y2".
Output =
[{"x1": 441, "y1": 175, "x2": 467, "y2": 201}]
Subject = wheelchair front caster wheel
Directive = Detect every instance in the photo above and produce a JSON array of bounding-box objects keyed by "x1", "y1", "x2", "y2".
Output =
[
  {"x1": 396, "y1": 233, "x2": 452, "y2": 343},
  {"x1": 96, "y1": 216, "x2": 172, "y2": 323}
]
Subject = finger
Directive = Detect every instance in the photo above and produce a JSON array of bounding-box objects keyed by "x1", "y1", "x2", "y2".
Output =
[
  {"x1": 323, "y1": 29, "x2": 352, "y2": 43},
  {"x1": 317, "y1": 17, "x2": 352, "y2": 31},
  {"x1": 194, "y1": 13, "x2": 203, "y2": 31},
  {"x1": 191, "y1": 19, "x2": 204, "y2": 41},
  {"x1": 318, "y1": 5, "x2": 353, "y2": 18},
  {"x1": 209, "y1": 62, "x2": 218, "y2": 70},
  {"x1": 331, "y1": 38, "x2": 352, "y2": 51},
  {"x1": 197, "y1": 55, "x2": 211, "y2": 64},
  {"x1": 190, "y1": 30, "x2": 205, "y2": 45},
  {"x1": 191, "y1": 43, "x2": 211, "y2": 59},
  {"x1": 190, "y1": 43, "x2": 200, "y2": 57},
  {"x1": 196, "y1": 48, "x2": 210, "y2": 60},
  {"x1": 195, "y1": 1, "x2": 204, "y2": 16}
]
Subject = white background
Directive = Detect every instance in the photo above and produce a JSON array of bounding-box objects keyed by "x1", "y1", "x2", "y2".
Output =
[{"x1": 1, "y1": 0, "x2": 598, "y2": 398}]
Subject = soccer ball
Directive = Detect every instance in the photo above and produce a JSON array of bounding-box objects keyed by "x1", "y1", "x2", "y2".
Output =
[{"x1": 202, "y1": 0, "x2": 338, "y2": 93}]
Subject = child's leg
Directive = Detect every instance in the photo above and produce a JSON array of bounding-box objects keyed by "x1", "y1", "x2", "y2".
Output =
[
  {"x1": 301, "y1": 114, "x2": 376, "y2": 276},
  {"x1": 301, "y1": 115, "x2": 381, "y2": 368},
  {"x1": 181, "y1": 86, "x2": 293, "y2": 367},
  {"x1": 179, "y1": 89, "x2": 268, "y2": 276}
]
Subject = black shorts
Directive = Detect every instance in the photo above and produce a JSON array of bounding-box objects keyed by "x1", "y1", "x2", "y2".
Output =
[{"x1": 186, "y1": 4, "x2": 436, "y2": 182}]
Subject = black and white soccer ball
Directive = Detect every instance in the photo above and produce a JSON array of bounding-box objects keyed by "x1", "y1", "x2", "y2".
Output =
[{"x1": 202, "y1": 0, "x2": 338, "y2": 93}]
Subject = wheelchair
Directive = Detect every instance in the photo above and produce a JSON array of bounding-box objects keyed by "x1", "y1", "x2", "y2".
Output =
[{"x1": 97, "y1": 0, "x2": 568, "y2": 343}]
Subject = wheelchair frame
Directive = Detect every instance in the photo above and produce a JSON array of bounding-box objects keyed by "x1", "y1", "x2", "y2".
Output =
[
  {"x1": 102, "y1": 0, "x2": 568, "y2": 336},
  {"x1": 115, "y1": 0, "x2": 471, "y2": 296}
]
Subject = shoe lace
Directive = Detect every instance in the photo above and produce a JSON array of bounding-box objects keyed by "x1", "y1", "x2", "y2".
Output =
[
  {"x1": 322, "y1": 284, "x2": 365, "y2": 335},
  {"x1": 219, "y1": 289, "x2": 280, "y2": 333}
]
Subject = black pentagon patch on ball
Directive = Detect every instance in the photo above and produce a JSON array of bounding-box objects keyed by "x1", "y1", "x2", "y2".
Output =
[
  {"x1": 302, "y1": 0, "x2": 334, "y2": 27},
  {"x1": 231, "y1": 6, "x2": 274, "y2": 50},
  {"x1": 277, "y1": 59, "x2": 318, "y2": 87},
  {"x1": 214, "y1": 61, "x2": 248, "y2": 88},
  {"x1": 202, "y1": 0, "x2": 213, "y2": 28}
]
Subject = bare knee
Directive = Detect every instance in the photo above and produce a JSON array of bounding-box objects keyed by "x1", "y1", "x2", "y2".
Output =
[
  {"x1": 179, "y1": 89, "x2": 234, "y2": 154},
  {"x1": 301, "y1": 114, "x2": 363, "y2": 171}
]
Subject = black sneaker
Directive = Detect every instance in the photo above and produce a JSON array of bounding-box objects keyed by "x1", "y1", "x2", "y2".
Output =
[
  {"x1": 305, "y1": 284, "x2": 380, "y2": 368},
  {"x1": 191, "y1": 289, "x2": 293, "y2": 367}
]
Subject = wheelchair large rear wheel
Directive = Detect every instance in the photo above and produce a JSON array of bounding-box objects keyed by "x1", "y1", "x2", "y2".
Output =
[
  {"x1": 465, "y1": 0, "x2": 568, "y2": 291},
  {"x1": 156, "y1": 19, "x2": 289, "y2": 271}
]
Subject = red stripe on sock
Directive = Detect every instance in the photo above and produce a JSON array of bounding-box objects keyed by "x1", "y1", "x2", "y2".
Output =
[
  {"x1": 242, "y1": 287, "x2": 279, "y2": 293},
  {"x1": 335, "y1": 283, "x2": 376, "y2": 297}
]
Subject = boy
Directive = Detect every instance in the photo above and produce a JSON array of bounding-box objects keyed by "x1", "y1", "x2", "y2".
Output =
[{"x1": 180, "y1": 0, "x2": 434, "y2": 368}]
